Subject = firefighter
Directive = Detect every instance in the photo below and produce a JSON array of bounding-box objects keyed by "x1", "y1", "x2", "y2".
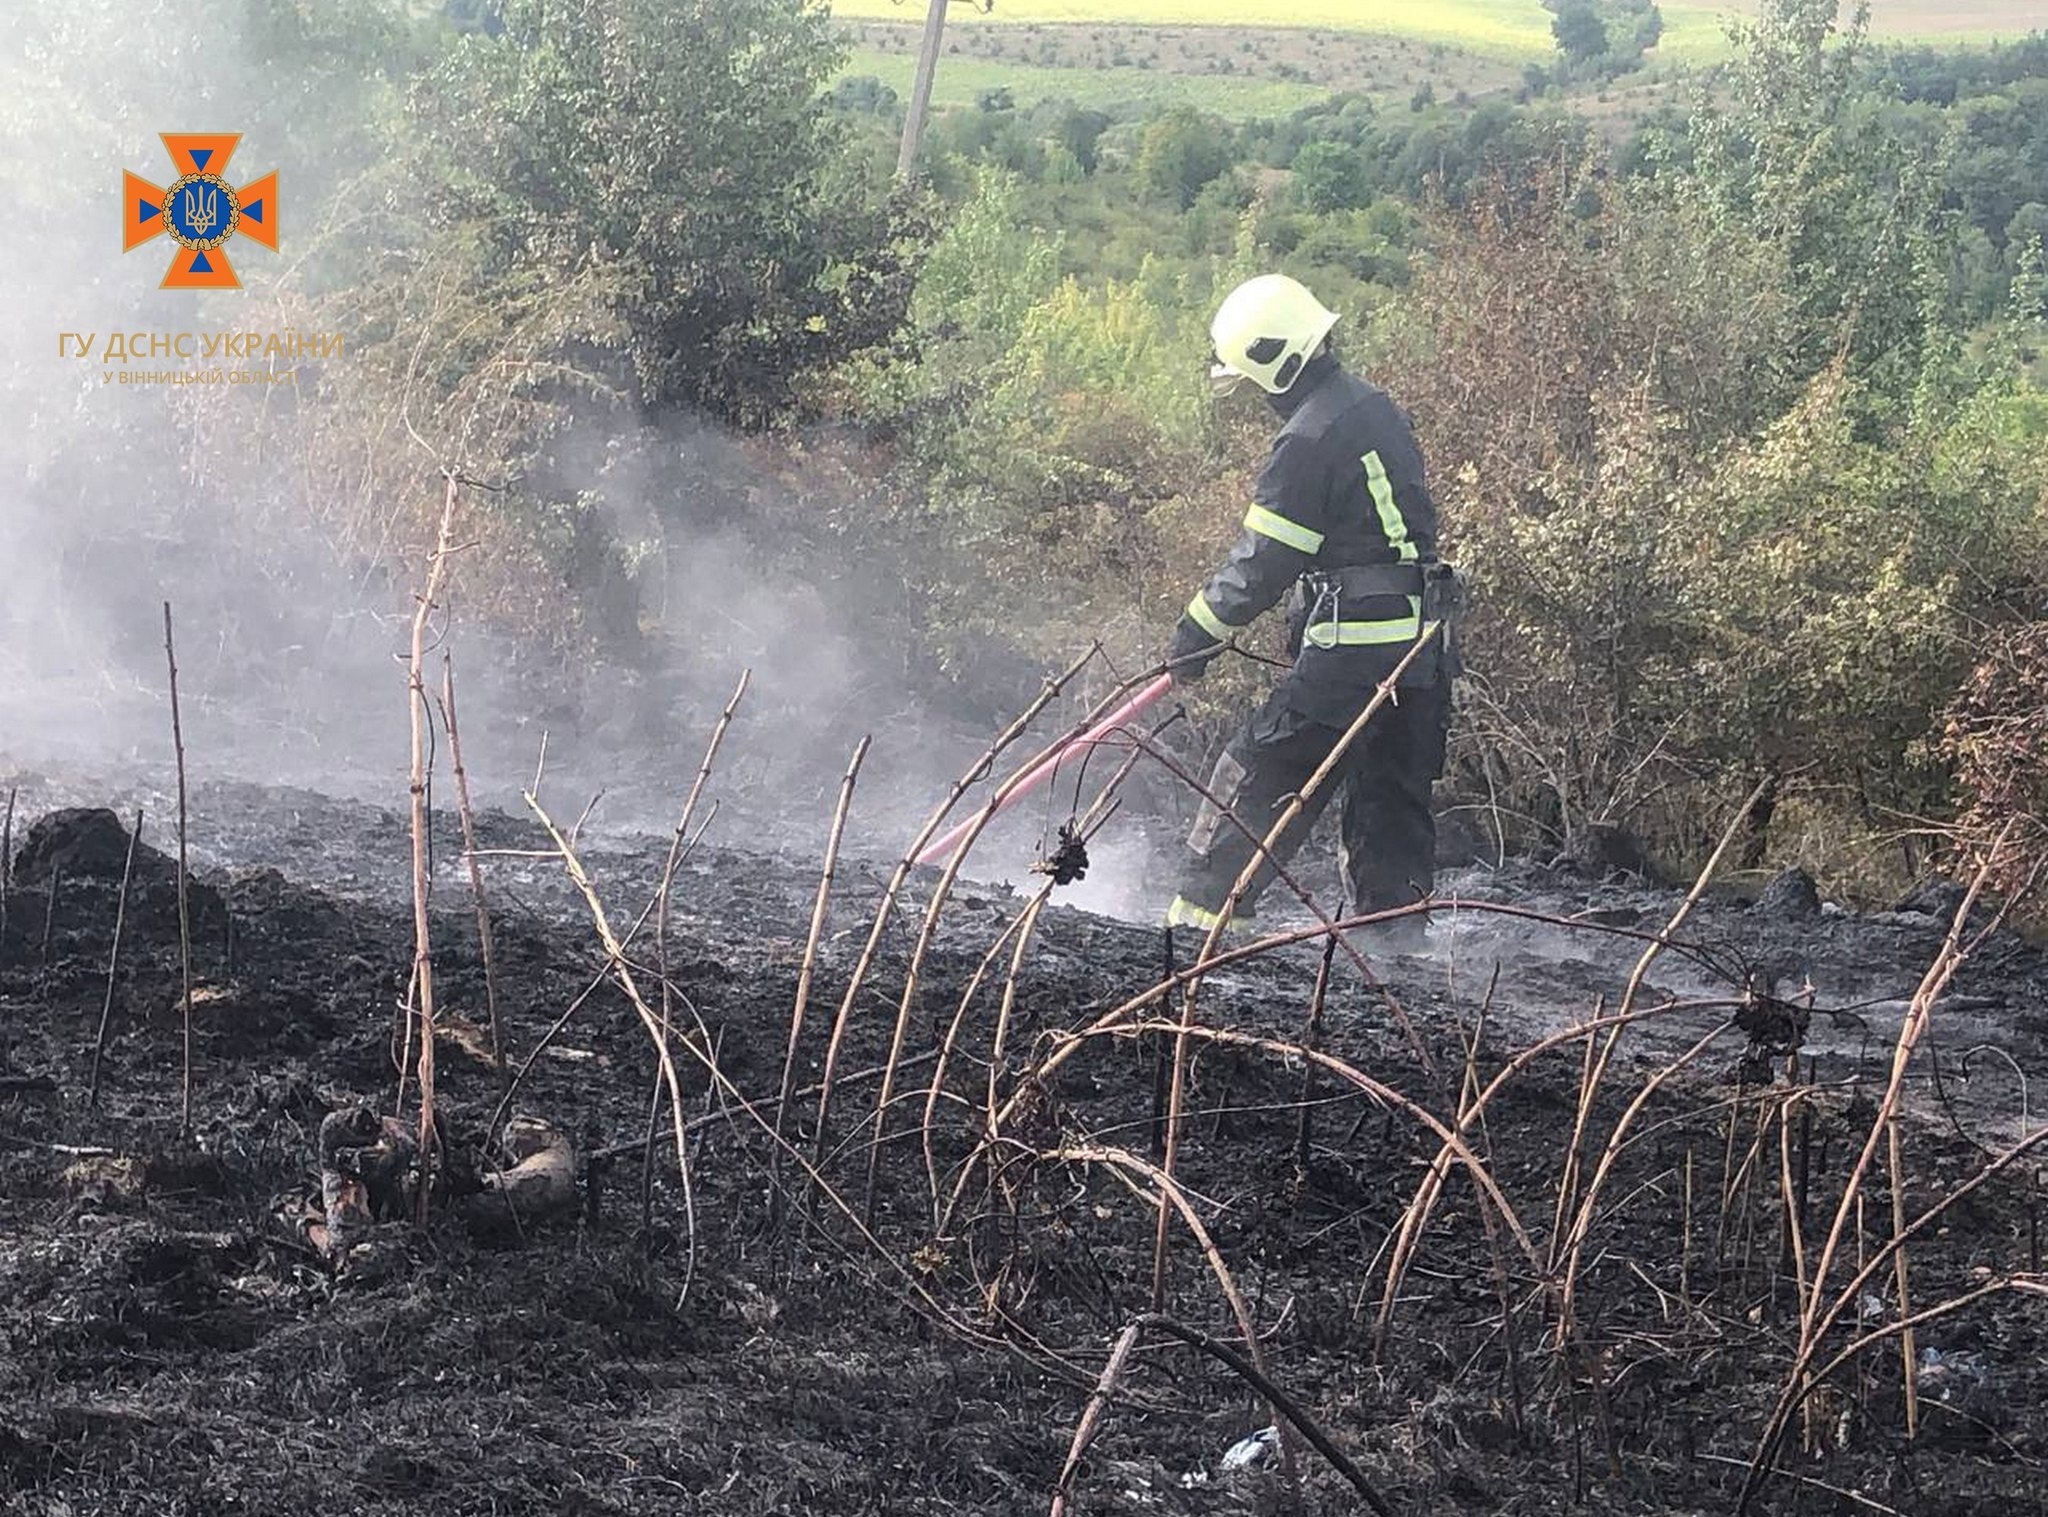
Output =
[{"x1": 1164, "y1": 273, "x2": 1457, "y2": 945}]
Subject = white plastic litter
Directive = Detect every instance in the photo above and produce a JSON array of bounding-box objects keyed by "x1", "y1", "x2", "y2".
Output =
[
  {"x1": 1918, "y1": 1346, "x2": 1991, "y2": 1404},
  {"x1": 1219, "y1": 1425, "x2": 1280, "y2": 1472}
]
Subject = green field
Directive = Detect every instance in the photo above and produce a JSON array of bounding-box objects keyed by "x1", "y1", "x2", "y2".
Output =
[
  {"x1": 833, "y1": 0, "x2": 2047, "y2": 64},
  {"x1": 1652, "y1": 3, "x2": 1745, "y2": 60},
  {"x1": 834, "y1": 0, "x2": 2045, "y2": 128},
  {"x1": 840, "y1": 46, "x2": 1333, "y2": 117},
  {"x1": 834, "y1": 0, "x2": 1558, "y2": 59}
]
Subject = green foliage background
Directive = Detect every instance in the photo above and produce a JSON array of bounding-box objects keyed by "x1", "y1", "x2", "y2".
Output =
[
  {"x1": 824, "y1": 0, "x2": 2048, "y2": 885},
  {"x1": 11, "y1": 0, "x2": 2046, "y2": 890}
]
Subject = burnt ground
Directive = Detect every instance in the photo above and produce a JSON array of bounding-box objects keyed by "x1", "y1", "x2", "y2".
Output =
[{"x1": 3, "y1": 776, "x2": 2048, "y2": 1516}]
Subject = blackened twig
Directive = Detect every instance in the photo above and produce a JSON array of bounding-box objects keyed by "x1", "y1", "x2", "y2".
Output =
[
  {"x1": 1296, "y1": 935, "x2": 1336, "y2": 1176},
  {"x1": 164, "y1": 602, "x2": 194, "y2": 1136},
  {"x1": 438, "y1": 654, "x2": 505, "y2": 1092},
  {"x1": 88, "y1": 808, "x2": 145, "y2": 1107},
  {"x1": 1, "y1": 785, "x2": 14, "y2": 954},
  {"x1": 40, "y1": 867, "x2": 60, "y2": 975},
  {"x1": 774, "y1": 734, "x2": 870, "y2": 1227},
  {"x1": 1048, "y1": 1322, "x2": 1143, "y2": 1517}
]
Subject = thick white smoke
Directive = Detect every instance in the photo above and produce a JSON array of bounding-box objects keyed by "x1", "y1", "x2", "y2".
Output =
[{"x1": 0, "y1": 1, "x2": 1121, "y2": 897}]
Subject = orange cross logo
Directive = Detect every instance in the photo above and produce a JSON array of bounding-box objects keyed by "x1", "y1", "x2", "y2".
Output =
[{"x1": 123, "y1": 134, "x2": 278, "y2": 289}]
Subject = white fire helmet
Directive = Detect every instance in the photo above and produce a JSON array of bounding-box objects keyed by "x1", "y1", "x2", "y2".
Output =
[{"x1": 1208, "y1": 273, "x2": 1340, "y2": 397}]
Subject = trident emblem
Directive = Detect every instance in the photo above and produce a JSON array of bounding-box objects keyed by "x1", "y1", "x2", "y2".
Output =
[{"x1": 182, "y1": 182, "x2": 218, "y2": 239}]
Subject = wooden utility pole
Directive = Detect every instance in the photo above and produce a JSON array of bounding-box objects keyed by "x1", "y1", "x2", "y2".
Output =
[{"x1": 896, "y1": 0, "x2": 951, "y2": 178}]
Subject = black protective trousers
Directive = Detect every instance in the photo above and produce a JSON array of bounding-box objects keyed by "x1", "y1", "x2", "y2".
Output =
[{"x1": 1171, "y1": 679, "x2": 1449, "y2": 928}]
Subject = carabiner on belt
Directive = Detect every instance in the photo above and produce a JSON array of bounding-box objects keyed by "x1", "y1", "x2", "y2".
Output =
[{"x1": 1302, "y1": 571, "x2": 1341, "y2": 650}]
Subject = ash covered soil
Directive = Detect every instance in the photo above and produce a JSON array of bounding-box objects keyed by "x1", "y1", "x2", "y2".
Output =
[{"x1": 3, "y1": 775, "x2": 2047, "y2": 1516}]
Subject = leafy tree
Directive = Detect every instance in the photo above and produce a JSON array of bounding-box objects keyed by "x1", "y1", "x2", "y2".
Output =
[
  {"x1": 1136, "y1": 106, "x2": 1234, "y2": 208},
  {"x1": 1290, "y1": 208, "x2": 1409, "y2": 287},
  {"x1": 412, "y1": 0, "x2": 910, "y2": 422},
  {"x1": 1054, "y1": 106, "x2": 1113, "y2": 175},
  {"x1": 1943, "y1": 620, "x2": 2048, "y2": 900},
  {"x1": 1551, "y1": 4, "x2": 1611, "y2": 69},
  {"x1": 441, "y1": 0, "x2": 504, "y2": 36},
  {"x1": 1544, "y1": 0, "x2": 1661, "y2": 79},
  {"x1": 2013, "y1": 203, "x2": 2048, "y2": 320},
  {"x1": 1676, "y1": 0, "x2": 1949, "y2": 406},
  {"x1": 840, "y1": 171, "x2": 1062, "y2": 440},
  {"x1": 1629, "y1": 2, "x2": 1664, "y2": 52},
  {"x1": 830, "y1": 74, "x2": 899, "y2": 116},
  {"x1": 1290, "y1": 140, "x2": 1368, "y2": 213},
  {"x1": 1042, "y1": 142, "x2": 1086, "y2": 186}
]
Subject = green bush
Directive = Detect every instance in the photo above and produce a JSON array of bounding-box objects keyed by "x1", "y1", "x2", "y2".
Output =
[
  {"x1": 411, "y1": 0, "x2": 910, "y2": 424},
  {"x1": 1379, "y1": 159, "x2": 2048, "y2": 870},
  {"x1": 1135, "y1": 106, "x2": 1236, "y2": 209},
  {"x1": 1290, "y1": 141, "x2": 1369, "y2": 214}
]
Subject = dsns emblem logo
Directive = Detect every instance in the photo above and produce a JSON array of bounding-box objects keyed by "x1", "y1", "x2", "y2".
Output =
[{"x1": 123, "y1": 134, "x2": 278, "y2": 289}]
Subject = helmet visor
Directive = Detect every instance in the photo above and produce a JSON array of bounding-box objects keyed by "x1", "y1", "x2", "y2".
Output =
[{"x1": 1208, "y1": 360, "x2": 1247, "y2": 398}]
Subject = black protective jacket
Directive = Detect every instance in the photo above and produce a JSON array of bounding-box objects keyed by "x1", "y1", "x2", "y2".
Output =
[{"x1": 1177, "y1": 357, "x2": 1439, "y2": 726}]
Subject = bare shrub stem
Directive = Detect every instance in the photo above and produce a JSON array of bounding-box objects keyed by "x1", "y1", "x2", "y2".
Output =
[
  {"x1": 815, "y1": 647, "x2": 1101, "y2": 1161},
  {"x1": 1047, "y1": 1322, "x2": 1142, "y2": 1517},
  {"x1": 405, "y1": 477, "x2": 462, "y2": 1215},
  {"x1": 87, "y1": 808, "x2": 144, "y2": 1107},
  {"x1": 1, "y1": 786, "x2": 14, "y2": 953},
  {"x1": 774, "y1": 734, "x2": 869, "y2": 1215},
  {"x1": 1156, "y1": 628, "x2": 1441, "y2": 1308},
  {"x1": 163, "y1": 604, "x2": 194, "y2": 1136},
  {"x1": 437, "y1": 653, "x2": 505, "y2": 1089},
  {"x1": 1739, "y1": 844, "x2": 2013, "y2": 1512}
]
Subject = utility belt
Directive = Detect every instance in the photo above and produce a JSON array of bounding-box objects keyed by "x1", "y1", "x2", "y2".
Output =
[{"x1": 1287, "y1": 560, "x2": 1465, "y2": 684}]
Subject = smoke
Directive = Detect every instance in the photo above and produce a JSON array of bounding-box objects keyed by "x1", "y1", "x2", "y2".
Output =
[
  {"x1": 1, "y1": 4, "x2": 372, "y2": 770},
  {"x1": 0, "y1": 2, "x2": 1178, "y2": 912}
]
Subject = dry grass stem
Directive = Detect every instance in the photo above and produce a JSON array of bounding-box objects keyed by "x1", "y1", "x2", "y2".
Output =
[
  {"x1": 1739, "y1": 841, "x2": 2016, "y2": 1511},
  {"x1": 1047, "y1": 1321, "x2": 1143, "y2": 1517},
  {"x1": 1156, "y1": 629, "x2": 1443, "y2": 1307},
  {"x1": 861, "y1": 661, "x2": 1175, "y2": 1213},
  {"x1": 814, "y1": 647, "x2": 1102, "y2": 1160},
  {"x1": 1886, "y1": 1114, "x2": 1918, "y2": 1439},
  {"x1": 924, "y1": 887, "x2": 1049, "y2": 1220},
  {"x1": 775, "y1": 734, "x2": 870, "y2": 1213},
  {"x1": 523, "y1": 789, "x2": 698, "y2": 1288},
  {"x1": 404, "y1": 477, "x2": 462, "y2": 1216},
  {"x1": 437, "y1": 654, "x2": 505, "y2": 1088},
  {"x1": 1051, "y1": 1142, "x2": 1297, "y2": 1483},
  {"x1": 162, "y1": 602, "x2": 194, "y2": 1136},
  {"x1": 1119, "y1": 1020, "x2": 1539, "y2": 1269},
  {"x1": 644, "y1": 669, "x2": 750, "y2": 1250},
  {"x1": 1553, "y1": 1018, "x2": 1735, "y2": 1346},
  {"x1": 928, "y1": 723, "x2": 1155, "y2": 1230},
  {"x1": 1116, "y1": 728, "x2": 1426, "y2": 1060},
  {"x1": 1, "y1": 786, "x2": 14, "y2": 951},
  {"x1": 86, "y1": 808, "x2": 144, "y2": 1107}
]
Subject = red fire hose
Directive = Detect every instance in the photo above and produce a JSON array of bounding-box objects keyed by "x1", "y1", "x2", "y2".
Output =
[{"x1": 914, "y1": 673, "x2": 1176, "y2": 869}]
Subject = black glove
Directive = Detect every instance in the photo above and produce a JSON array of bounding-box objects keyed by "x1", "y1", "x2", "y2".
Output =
[{"x1": 1166, "y1": 612, "x2": 1226, "y2": 683}]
